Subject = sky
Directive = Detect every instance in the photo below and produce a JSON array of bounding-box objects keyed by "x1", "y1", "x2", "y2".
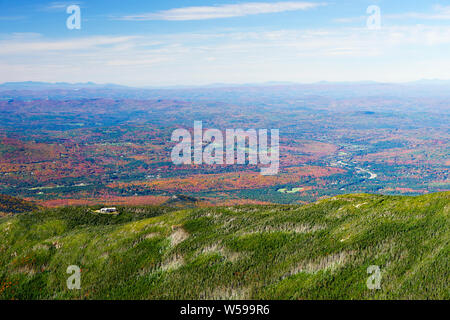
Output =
[{"x1": 1, "y1": 0, "x2": 450, "y2": 86}]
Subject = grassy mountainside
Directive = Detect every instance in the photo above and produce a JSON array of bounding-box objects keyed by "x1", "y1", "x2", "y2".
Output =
[{"x1": 0, "y1": 192, "x2": 448, "y2": 300}]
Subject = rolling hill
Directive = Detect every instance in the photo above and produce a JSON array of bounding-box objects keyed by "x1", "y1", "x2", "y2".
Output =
[
  {"x1": 0, "y1": 194, "x2": 39, "y2": 216},
  {"x1": 0, "y1": 192, "x2": 448, "y2": 300}
]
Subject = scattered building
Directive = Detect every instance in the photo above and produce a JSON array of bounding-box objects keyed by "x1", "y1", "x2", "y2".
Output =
[{"x1": 99, "y1": 207, "x2": 118, "y2": 214}]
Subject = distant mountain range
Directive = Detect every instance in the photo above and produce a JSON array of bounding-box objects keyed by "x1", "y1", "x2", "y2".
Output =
[
  {"x1": 3, "y1": 80, "x2": 450, "y2": 101},
  {"x1": 0, "y1": 81, "x2": 130, "y2": 90},
  {"x1": 3, "y1": 79, "x2": 450, "y2": 91}
]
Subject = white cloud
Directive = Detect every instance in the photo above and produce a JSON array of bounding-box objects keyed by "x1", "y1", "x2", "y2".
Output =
[
  {"x1": 118, "y1": 2, "x2": 324, "y2": 21},
  {"x1": 336, "y1": 4, "x2": 450, "y2": 23},
  {"x1": 106, "y1": 57, "x2": 169, "y2": 66},
  {"x1": 334, "y1": 16, "x2": 365, "y2": 23},
  {"x1": 386, "y1": 6, "x2": 450, "y2": 20},
  {"x1": 43, "y1": 2, "x2": 83, "y2": 11},
  {"x1": 2, "y1": 25, "x2": 450, "y2": 86},
  {"x1": 0, "y1": 36, "x2": 139, "y2": 54}
]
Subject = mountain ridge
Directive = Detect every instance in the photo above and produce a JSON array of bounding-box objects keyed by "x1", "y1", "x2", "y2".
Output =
[{"x1": 0, "y1": 191, "x2": 448, "y2": 299}]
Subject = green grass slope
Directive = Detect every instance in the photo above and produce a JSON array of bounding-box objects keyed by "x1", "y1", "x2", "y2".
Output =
[{"x1": 0, "y1": 192, "x2": 448, "y2": 300}]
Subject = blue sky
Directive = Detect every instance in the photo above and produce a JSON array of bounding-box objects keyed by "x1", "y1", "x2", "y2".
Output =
[{"x1": 1, "y1": 0, "x2": 450, "y2": 86}]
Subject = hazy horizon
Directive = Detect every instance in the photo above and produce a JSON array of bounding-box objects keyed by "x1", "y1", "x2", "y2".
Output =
[{"x1": 4, "y1": 78, "x2": 450, "y2": 89}]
